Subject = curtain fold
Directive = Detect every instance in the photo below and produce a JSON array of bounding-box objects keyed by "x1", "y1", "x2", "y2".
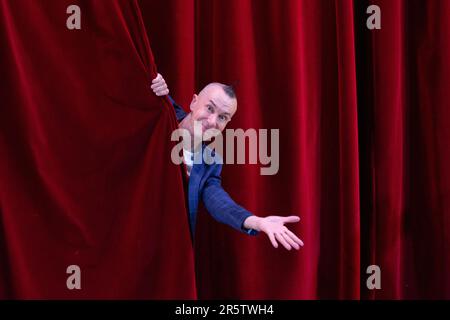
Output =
[
  {"x1": 1, "y1": 0, "x2": 449, "y2": 299},
  {"x1": 0, "y1": 0, "x2": 196, "y2": 299}
]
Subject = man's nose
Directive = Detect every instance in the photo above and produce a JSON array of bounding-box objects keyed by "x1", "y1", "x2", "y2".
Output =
[{"x1": 207, "y1": 115, "x2": 217, "y2": 128}]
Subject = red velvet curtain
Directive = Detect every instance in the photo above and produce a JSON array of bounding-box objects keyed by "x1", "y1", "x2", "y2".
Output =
[
  {"x1": 142, "y1": 0, "x2": 450, "y2": 299},
  {"x1": 0, "y1": 0, "x2": 196, "y2": 299},
  {"x1": 1, "y1": 0, "x2": 449, "y2": 300}
]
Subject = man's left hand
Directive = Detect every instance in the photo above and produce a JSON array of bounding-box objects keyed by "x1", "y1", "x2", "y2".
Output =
[{"x1": 244, "y1": 215, "x2": 304, "y2": 250}]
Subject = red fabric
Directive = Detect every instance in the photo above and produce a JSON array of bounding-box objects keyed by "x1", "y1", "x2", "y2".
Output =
[
  {"x1": 357, "y1": 0, "x2": 450, "y2": 299},
  {"x1": 0, "y1": 0, "x2": 196, "y2": 299},
  {"x1": 2, "y1": 0, "x2": 450, "y2": 300},
  {"x1": 142, "y1": 0, "x2": 450, "y2": 299}
]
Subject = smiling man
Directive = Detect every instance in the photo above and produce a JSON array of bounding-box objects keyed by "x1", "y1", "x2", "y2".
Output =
[{"x1": 151, "y1": 74, "x2": 304, "y2": 250}]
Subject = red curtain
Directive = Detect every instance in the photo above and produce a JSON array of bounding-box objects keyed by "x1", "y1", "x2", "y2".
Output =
[
  {"x1": 1, "y1": 0, "x2": 449, "y2": 300},
  {"x1": 0, "y1": 0, "x2": 196, "y2": 299},
  {"x1": 142, "y1": 0, "x2": 450, "y2": 299}
]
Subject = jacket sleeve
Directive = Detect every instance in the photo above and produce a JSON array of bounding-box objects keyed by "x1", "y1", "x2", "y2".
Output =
[
  {"x1": 201, "y1": 164, "x2": 258, "y2": 236},
  {"x1": 168, "y1": 95, "x2": 188, "y2": 121}
]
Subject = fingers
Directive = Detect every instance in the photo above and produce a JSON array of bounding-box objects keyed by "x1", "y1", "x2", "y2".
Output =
[
  {"x1": 151, "y1": 82, "x2": 169, "y2": 96},
  {"x1": 151, "y1": 73, "x2": 169, "y2": 96},
  {"x1": 267, "y1": 232, "x2": 278, "y2": 249},
  {"x1": 154, "y1": 88, "x2": 169, "y2": 96},
  {"x1": 267, "y1": 230, "x2": 303, "y2": 251},
  {"x1": 152, "y1": 73, "x2": 162, "y2": 83},
  {"x1": 282, "y1": 232, "x2": 300, "y2": 250},
  {"x1": 286, "y1": 229, "x2": 304, "y2": 247},
  {"x1": 282, "y1": 216, "x2": 300, "y2": 224},
  {"x1": 275, "y1": 233, "x2": 291, "y2": 250},
  {"x1": 152, "y1": 88, "x2": 169, "y2": 96},
  {"x1": 151, "y1": 82, "x2": 167, "y2": 91}
]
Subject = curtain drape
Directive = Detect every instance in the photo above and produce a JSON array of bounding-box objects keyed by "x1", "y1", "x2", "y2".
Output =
[
  {"x1": 1, "y1": 0, "x2": 449, "y2": 299},
  {"x1": 0, "y1": 0, "x2": 196, "y2": 299},
  {"x1": 142, "y1": 0, "x2": 450, "y2": 299}
]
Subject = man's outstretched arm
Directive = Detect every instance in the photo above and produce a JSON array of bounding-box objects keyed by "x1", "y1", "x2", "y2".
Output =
[
  {"x1": 151, "y1": 73, "x2": 304, "y2": 251},
  {"x1": 202, "y1": 168, "x2": 258, "y2": 236},
  {"x1": 203, "y1": 166, "x2": 304, "y2": 251}
]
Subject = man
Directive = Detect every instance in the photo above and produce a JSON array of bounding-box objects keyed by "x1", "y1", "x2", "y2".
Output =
[{"x1": 151, "y1": 74, "x2": 304, "y2": 251}]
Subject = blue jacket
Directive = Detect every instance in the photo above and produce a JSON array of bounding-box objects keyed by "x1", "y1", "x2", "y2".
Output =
[{"x1": 168, "y1": 96, "x2": 258, "y2": 237}]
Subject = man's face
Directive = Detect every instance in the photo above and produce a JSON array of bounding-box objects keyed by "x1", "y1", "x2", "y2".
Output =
[{"x1": 188, "y1": 84, "x2": 237, "y2": 137}]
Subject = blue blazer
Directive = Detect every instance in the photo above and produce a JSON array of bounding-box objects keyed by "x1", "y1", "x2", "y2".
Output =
[{"x1": 168, "y1": 96, "x2": 258, "y2": 237}]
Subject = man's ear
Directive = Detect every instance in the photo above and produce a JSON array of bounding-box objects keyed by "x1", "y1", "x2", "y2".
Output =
[{"x1": 190, "y1": 94, "x2": 198, "y2": 111}]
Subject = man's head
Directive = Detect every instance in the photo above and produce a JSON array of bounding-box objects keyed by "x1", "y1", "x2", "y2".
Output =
[{"x1": 185, "y1": 83, "x2": 237, "y2": 138}]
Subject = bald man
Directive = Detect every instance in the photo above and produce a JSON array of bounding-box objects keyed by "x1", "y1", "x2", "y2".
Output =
[{"x1": 151, "y1": 74, "x2": 304, "y2": 250}]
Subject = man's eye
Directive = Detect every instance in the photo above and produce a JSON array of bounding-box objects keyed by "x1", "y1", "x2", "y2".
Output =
[
  {"x1": 207, "y1": 105, "x2": 214, "y2": 112},
  {"x1": 219, "y1": 115, "x2": 228, "y2": 122}
]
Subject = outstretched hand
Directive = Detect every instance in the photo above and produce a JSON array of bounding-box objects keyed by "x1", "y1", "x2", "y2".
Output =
[
  {"x1": 244, "y1": 215, "x2": 304, "y2": 251},
  {"x1": 259, "y1": 215, "x2": 304, "y2": 250}
]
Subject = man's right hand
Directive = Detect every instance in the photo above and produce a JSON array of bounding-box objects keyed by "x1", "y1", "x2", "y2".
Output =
[{"x1": 151, "y1": 73, "x2": 169, "y2": 96}]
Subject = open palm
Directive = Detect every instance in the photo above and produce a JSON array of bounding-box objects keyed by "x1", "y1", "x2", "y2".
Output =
[{"x1": 259, "y1": 215, "x2": 304, "y2": 250}]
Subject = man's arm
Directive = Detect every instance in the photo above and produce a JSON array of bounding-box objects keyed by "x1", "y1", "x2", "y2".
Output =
[
  {"x1": 202, "y1": 165, "x2": 258, "y2": 236},
  {"x1": 203, "y1": 165, "x2": 304, "y2": 250},
  {"x1": 167, "y1": 95, "x2": 188, "y2": 121},
  {"x1": 151, "y1": 74, "x2": 304, "y2": 250}
]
